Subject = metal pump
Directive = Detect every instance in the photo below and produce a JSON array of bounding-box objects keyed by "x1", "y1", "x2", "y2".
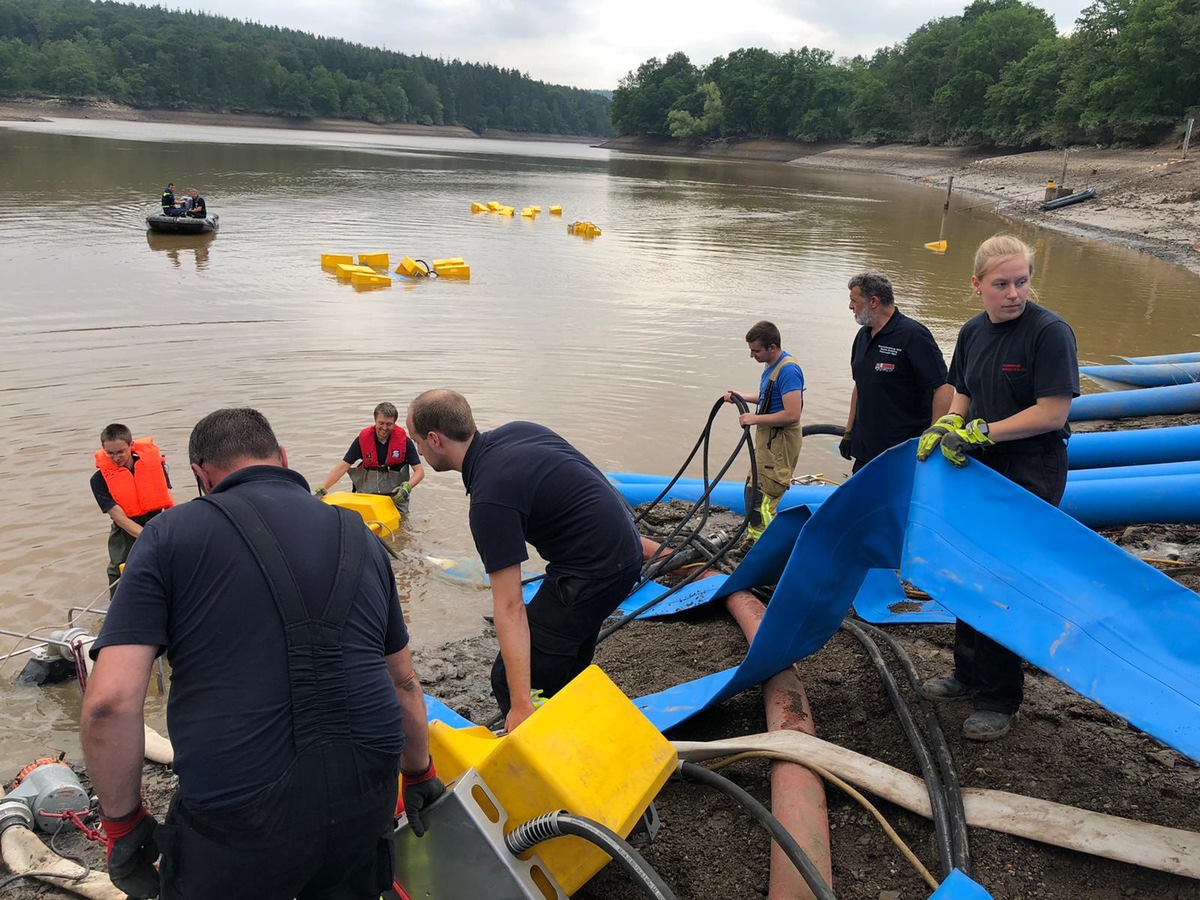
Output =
[{"x1": 2, "y1": 758, "x2": 90, "y2": 833}]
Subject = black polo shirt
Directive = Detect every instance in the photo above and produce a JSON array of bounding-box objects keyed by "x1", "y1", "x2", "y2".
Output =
[
  {"x1": 949, "y1": 302, "x2": 1079, "y2": 453},
  {"x1": 462, "y1": 422, "x2": 641, "y2": 579},
  {"x1": 91, "y1": 466, "x2": 407, "y2": 807},
  {"x1": 851, "y1": 308, "x2": 949, "y2": 464}
]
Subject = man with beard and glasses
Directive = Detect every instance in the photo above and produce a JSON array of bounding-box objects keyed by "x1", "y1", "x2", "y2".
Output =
[{"x1": 841, "y1": 271, "x2": 952, "y2": 472}]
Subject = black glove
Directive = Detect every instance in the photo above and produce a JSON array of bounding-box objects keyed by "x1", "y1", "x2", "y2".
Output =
[
  {"x1": 838, "y1": 431, "x2": 853, "y2": 461},
  {"x1": 100, "y1": 805, "x2": 160, "y2": 899},
  {"x1": 401, "y1": 758, "x2": 446, "y2": 838}
]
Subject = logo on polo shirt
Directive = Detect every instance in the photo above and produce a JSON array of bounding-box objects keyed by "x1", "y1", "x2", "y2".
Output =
[
  {"x1": 875, "y1": 362, "x2": 895, "y2": 372},
  {"x1": 1001, "y1": 363, "x2": 1026, "y2": 374},
  {"x1": 878, "y1": 345, "x2": 902, "y2": 356}
]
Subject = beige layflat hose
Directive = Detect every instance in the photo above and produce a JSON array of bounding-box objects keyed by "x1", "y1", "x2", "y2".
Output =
[
  {"x1": 0, "y1": 784, "x2": 124, "y2": 900},
  {"x1": 78, "y1": 637, "x2": 174, "y2": 766},
  {"x1": 673, "y1": 731, "x2": 1200, "y2": 880}
]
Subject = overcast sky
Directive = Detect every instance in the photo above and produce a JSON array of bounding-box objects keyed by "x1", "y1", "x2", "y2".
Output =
[{"x1": 150, "y1": 0, "x2": 1091, "y2": 90}]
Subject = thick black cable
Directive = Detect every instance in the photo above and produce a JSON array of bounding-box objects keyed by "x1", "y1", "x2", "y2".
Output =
[
  {"x1": 679, "y1": 761, "x2": 837, "y2": 900},
  {"x1": 840, "y1": 618, "x2": 954, "y2": 879},
  {"x1": 506, "y1": 811, "x2": 677, "y2": 900},
  {"x1": 853, "y1": 619, "x2": 971, "y2": 875}
]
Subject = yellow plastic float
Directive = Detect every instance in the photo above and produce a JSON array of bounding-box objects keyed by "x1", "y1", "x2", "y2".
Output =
[
  {"x1": 923, "y1": 240, "x2": 948, "y2": 252},
  {"x1": 350, "y1": 271, "x2": 392, "y2": 287},
  {"x1": 320, "y1": 253, "x2": 354, "y2": 267},
  {"x1": 549, "y1": 205, "x2": 562, "y2": 216},
  {"x1": 568, "y1": 221, "x2": 601, "y2": 237},
  {"x1": 520, "y1": 207, "x2": 537, "y2": 218},
  {"x1": 335, "y1": 263, "x2": 376, "y2": 279},
  {"x1": 358, "y1": 252, "x2": 390, "y2": 268},
  {"x1": 396, "y1": 257, "x2": 431, "y2": 277},
  {"x1": 427, "y1": 665, "x2": 676, "y2": 895},
  {"x1": 321, "y1": 491, "x2": 400, "y2": 536},
  {"x1": 470, "y1": 202, "x2": 488, "y2": 213},
  {"x1": 486, "y1": 201, "x2": 504, "y2": 211}
]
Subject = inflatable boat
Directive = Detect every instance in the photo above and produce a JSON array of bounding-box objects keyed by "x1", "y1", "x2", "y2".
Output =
[{"x1": 146, "y1": 212, "x2": 219, "y2": 234}]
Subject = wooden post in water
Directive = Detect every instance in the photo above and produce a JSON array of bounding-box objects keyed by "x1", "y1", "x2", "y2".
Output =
[
  {"x1": 943, "y1": 175, "x2": 954, "y2": 211},
  {"x1": 1183, "y1": 118, "x2": 1195, "y2": 159}
]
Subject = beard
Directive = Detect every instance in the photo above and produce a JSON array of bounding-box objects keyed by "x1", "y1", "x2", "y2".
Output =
[{"x1": 854, "y1": 307, "x2": 873, "y2": 327}]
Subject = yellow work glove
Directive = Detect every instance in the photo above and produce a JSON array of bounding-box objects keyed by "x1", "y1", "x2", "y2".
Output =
[
  {"x1": 938, "y1": 419, "x2": 995, "y2": 467},
  {"x1": 915, "y1": 413, "x2": 965, "y2": 462}
]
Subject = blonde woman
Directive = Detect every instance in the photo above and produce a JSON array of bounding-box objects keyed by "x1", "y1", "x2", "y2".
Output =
[{"x1": 915, "y1": 234, "x2": 1080, "y2": 741}]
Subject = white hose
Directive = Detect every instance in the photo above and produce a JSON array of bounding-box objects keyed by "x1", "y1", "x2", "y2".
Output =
[
  {"x1": 78, "y1": 636, "x2": 174, "y2": 765},
  {"x1": 0, "y1": 784, "x2": 124, "y2": 899},
  {"x1": 673, "y1": 731, "x2": 1200, "y2": 880}
]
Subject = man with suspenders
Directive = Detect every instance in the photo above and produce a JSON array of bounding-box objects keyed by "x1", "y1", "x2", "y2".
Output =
[{"x1": 723, "y1": 320, "x2": 805, "y2": 541}]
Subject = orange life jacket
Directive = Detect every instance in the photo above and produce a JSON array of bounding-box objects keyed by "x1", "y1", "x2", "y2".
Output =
[
  {"x1": 358, "y1": 425, "x2": 409, "y2": 469},
  {"x1": 94, "y1": 437, "x2": 175, "y2": 517}
]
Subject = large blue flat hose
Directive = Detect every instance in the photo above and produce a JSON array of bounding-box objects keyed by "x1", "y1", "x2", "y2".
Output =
[
  {"x1": 1080, "y1": 363, "x2": 1200, "y2": 387},
  {"x1": 1122, "y1": 351, "x2": 1200, "y2": 365},
  {"x1": 629, "y1": 441, "x2": 1200, "y2": 762},
  {"x1": 1070, "y1": 381, "x2": 1200, "y2": 421},
  {"x1": 1069, "y1": 424, "x2": 1200, "y2": 468}
]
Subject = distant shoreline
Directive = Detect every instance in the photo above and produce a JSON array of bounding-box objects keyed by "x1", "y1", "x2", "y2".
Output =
[
  {"x1": 602, "y1": 135, "x2": 1200, "y2": 278},
  {"x1": 0, "y1": 96, "x2": 600, "y2": 144}
]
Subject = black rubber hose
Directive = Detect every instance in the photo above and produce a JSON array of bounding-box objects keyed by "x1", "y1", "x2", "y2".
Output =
[
  {"x1": 853, "y1": 619, "x2": 971, "y2": 875},
  {"x1": 678, "y1": 761, "x2": 837, "y2": 900},
  {"x1": 506, "y1": 810, "x2": 677, "y2": 900},
  {"x1": 840, "y1": 618, "x2": 954, "y2": 879},
  {"x1": 801, "y1": 423, "x2": 846, "y2": 438}
]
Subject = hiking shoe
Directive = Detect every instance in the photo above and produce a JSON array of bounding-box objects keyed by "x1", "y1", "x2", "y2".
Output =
[
  {"x1": 962, "y1": 710, "x2": 1016, "y2": 742},
  {"x1": 920, "y1": 675, "x2": 969, "y2": 702}
]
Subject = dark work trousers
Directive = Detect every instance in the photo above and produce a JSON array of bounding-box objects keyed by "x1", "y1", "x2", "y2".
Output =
[
  {"x1": 492, "y1": 561, "x2": 641, "y2": 715},
  {"x1": 157, "y1": 494, "x2": 399, "y2": 900},
  {"x1": 954, "y1": 445, "x2": 1068, "y2": 714},
  {"x1": 105, "y1": 510, "x2": 161, "y2": 598}
]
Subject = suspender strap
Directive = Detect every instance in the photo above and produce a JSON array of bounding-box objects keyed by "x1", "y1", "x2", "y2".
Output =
[{"x1": 759, "y1": 354, "x2": 799, "y2": 415}]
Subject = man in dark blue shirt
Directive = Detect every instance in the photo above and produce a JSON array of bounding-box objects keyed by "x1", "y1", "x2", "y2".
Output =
[
  {"x1": 160, "y1": 182, "x2": 184, "y2": 217},
  {"x1": 842, "y1": 271, "x2": 952, "y2": 472},
  {"x1": 407, "y1": 389, "x2": 642, "y2": 733},
  {"x1": 81, "y1": 407, "x2": 442, "y2": 899},
  {"x1": 314, "y1": 401, "x2": 425, "y2": 517}
]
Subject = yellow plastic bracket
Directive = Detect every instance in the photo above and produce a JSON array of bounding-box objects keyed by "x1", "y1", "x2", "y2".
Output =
[{"x1": 321, "y1": 491, "x2": 400, "y2": 535}]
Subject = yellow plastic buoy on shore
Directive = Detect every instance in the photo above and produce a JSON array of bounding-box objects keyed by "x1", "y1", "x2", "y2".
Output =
[
  {"x1": 321, "y1": 253, "x2": 354, "y2": 267},
  {"x1": 548, "y1": 205, "x2": 562, "y2": 215},
  {"x1": 923, "y1": 240, "x2": 948, "y2": 252},
  {"x1": 470, "y1": 202, "x2": 487, "y2": 213},
  {"x1": 358, "y1": 252, "x2": 389, "y2": 268}
]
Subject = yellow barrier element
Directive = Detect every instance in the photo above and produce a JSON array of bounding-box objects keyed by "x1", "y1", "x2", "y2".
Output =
[
  {"x1": 431, "y1": 257, "x2": 465, "y2": 268},
  {"x1": 470, "y1": 202, "x2": 488, "y2": 213},
  {"x1": 498, "y1": 206, "x2": 515, "y2": 216},
  {"x1": 487, "y1": 201, "x2": 504, "y2": 211},
  {"x1": 358, "y1": 252, "x2": 390, "y2": 268},
  {"x1": 322, "y1": 491, "x2": 400, "y2": 535},
  {"x1": 520, "y1": 207, "x2": 537, "y2": 218},
  {"x1": 396, "y1": 257, "x2": 430, "y2": 277},
  {"x1": 427, "y1": 665, "x2": 676, "y2": 895},
  {"x1": 923, "y1": 240, "x2": 948, "y2": 252},
  {"x1": 530, "y1": 206, "x2": 542, "y2": 213},
  {"x1": 336, "y1": 263, "x2": 376, "y2": 279},
  {"x1": 437, "y1": 265, "x2": 471, "y2": 280},
  {"x1": 568, "y1": 222, "x2": 601, "y2": 237},
  {"x1": 351, "y1": 271, "x2": 393, "y2": 287},
  {"x1": 548, "y1": 205, "x2": 562, "y2": 215},
  {"x1": 321, "y1": 253, "x2": 354, "y2": 267}
]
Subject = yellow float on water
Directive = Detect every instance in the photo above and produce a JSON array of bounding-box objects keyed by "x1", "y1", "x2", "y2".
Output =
[
  {"x1": 486, "y1": 201, "x2": 504, "y2": 211},
  {"x1": 470, "y1": 202, "x2": 488, "y2": 213},
  {"x1": 923, "y1": 240, "x2": 948, "y2": 252},
  {"x1": 335, "y1": 263, "x2": 376, "y2": 279},
  {"x1": 358, "y1": 252, "x2": 390, "y2": 268},
  {"x1": 321, "y1": 491, "x2": 400, "y2": 535},
  {"x1": 520, "y1": 207, "x2": 537, "y2": 218},
  {"x1": 396, "y1": 257, "x2": 430, "y2": 277},
  {"x1": 350, "y1": 271, "x2": 392, "y2": 287},
  {"x1": 548, "y1": 205, "x2": 562, "y2": 215},
  {"x1": 568, "y1": 221, "x2": 601, "y2": 237},
  {"x1": 427, "y1": 665, "x2": 675, "y2": 895},
  {"x1": 320, "y1": 253, "x2": 354, "y2": 267}
]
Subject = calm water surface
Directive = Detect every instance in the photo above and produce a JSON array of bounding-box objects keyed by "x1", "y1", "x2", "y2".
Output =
[{"x1": 1, "y1": 118, "x2": 1197, "y2": 769}]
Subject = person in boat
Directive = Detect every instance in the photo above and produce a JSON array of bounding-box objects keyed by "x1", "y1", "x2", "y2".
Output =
[
  {"x1": 160, "y1": 182, "x2": 185, "y2": 217},
  {"x1": 183, "y1": 188, "x2": 206, "y2": 218},
  {"x1": 722, "y1": 320, "x2": 804, "y2": 542},
  {"x1": 314, "y1": 402, "x2": 425, "y2": 517},
  {"x1": 81, "y1": 407, "x2": 443, "y2": 900},
  {"x1": 406, "y1": 389, "x2": 641, "y2": 733},
  {"x1": 916, "y1": 234, "x2": 1079, "y2": 742},
  {"x1": 91, "y1": 424, "x2": 174, "y2": 599},
  {"x1": 841, "y1": 271, "x2": 952, "y2": 472}
]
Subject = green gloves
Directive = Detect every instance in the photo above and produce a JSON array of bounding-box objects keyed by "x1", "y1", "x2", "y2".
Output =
[
  {"x1": 938, "y1": 418, "x2": 995, "y2": 467},
  {"x1": 916, "y1": 414, "x2": 965, "y2": 461},
  {"x1": 391, "y1": 481, "x2": 412, "y2": 503},
  {"x1": 313, "y1": 486, "x2": 327, "y2": 498},
  {"x1": 838, "y1": 431, "x2": 853, "y2": 461}
]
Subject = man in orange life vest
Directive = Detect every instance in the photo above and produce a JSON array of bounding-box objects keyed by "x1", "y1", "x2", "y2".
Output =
[
  {"x1": 314, "y1": 402, "x2": 425, "y2": 517},
  {"x1": 91, "y1": 424, "x2": 174, "y2": 598}
]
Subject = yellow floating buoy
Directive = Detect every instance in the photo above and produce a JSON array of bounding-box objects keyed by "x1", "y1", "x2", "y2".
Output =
[
  {"x1": 548, "y1": 205, "x2": 562, "y2": 215},
  {"x1": 396, "y1": 257, "x2": 430, "y2": 277},
  {"x1": 520, "y1": 207, "x2": 537, "y2": 218},
  {"x1": 321, "y1": 253, "x2": 354, "y2": 267},
  {"x1": 336, "y1": 263, "x2": 376, "y2": 279},
  {"x1": 470, "y1": 202, "x2": 488, "y2": 213},
  {"x1": 322, "y1": 491, "x2": 400, "y2": 535},
  {"x1": 486, "y1": 201, "x2": 504, "y2": 211},
  {"x1": 923, "y1": 240, "x2": 948, "y2": 252},
  {"x1": 498, "y1": 206, "x2": 515, "y2": 216},
  {"x1": 437, "y1": 264, "x2": 470, "y2": 280},
  {"x1": 358, "y1": 252, "x2": 389, "y2": 268},
  {"x1": 431, "y1": 257, "x2": 465, "y2": 268},
  {"x1": 568, "y1": 221, "x2": 601, "y2": 237},
  {"x1": 351, "y1": 271, "x2": 392, "y2": 287}
]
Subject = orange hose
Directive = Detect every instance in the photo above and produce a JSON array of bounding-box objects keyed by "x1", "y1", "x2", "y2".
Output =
[{"x1": 724, "y1": 590, "x2": 833, "y2": 900}]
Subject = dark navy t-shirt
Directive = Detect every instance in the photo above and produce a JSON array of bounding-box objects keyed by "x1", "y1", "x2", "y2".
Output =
[
  {"x1": 343, "y1": 435, "x2": 421, "y2": 468},
  {"x1": 462, "y1": 422, "x2": 641, "y2": 578},
  {"x1": 91, "y1": 466, "x2": 407, "y2": 807},
  {"x1": 851, "y1": 309, "x2": 948, "y2": 463},
  {"x1": 948, "y1": 303, "x2": 1080, "y2": 452}
]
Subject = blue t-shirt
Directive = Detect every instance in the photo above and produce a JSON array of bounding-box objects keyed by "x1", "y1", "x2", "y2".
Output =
[
  {"x1": 462, "y1": 422, "x2": 641, "y2": 579},
  {"x1": 91, "y1": 466, "x2": 407, "y2": 807},
  {"x1": 757, "y1": 351, "x2": 805, "y2": 415}
]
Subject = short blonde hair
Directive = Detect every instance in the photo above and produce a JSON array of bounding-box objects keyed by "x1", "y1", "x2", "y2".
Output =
[{"x1": 973, "y1": 234, "x2": 1035, "y2": 281}]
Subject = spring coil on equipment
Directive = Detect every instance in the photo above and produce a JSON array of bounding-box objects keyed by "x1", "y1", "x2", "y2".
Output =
[{"x1": 505, "y1": 810, "x2": 564, "y2": 855}]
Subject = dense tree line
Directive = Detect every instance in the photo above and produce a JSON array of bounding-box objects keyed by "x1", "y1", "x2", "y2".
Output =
[
  {"x1": 0, "y1": 0, "x2": 613, "y2": 135},
  {"x1": 612, "y1": 0, "x2": 1198, "y2": 148}
]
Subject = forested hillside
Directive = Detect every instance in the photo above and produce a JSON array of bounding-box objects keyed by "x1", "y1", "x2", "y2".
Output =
[
  {"x1": 0, "y1": 0, "x2": 613, "y2": 135},
  {"x1": 612, "y1": 0, "x2": 1198, "y2": 148}
]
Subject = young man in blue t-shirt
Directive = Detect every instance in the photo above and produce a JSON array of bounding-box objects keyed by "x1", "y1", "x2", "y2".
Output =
[{"x1": 723, "y1": 320, "x2": 804, "y2": 541}]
